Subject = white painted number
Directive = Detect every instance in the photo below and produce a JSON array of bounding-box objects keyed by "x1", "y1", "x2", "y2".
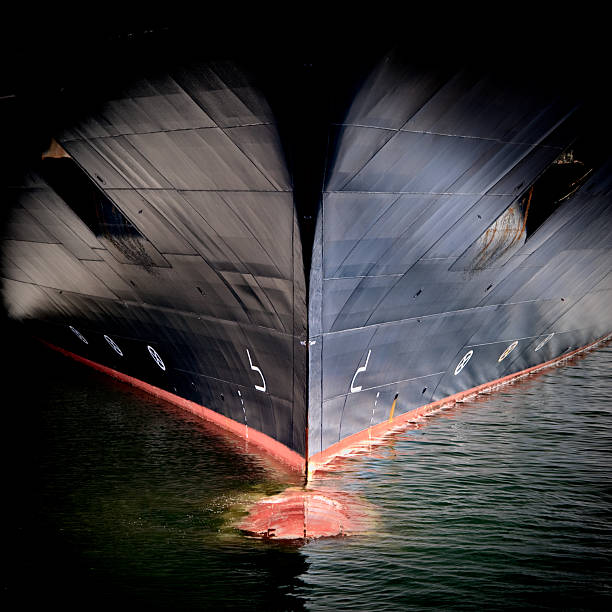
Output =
[
  {"x1": 147, "y1": 345, "x2": 166, "y2": 371},
  {"x1": 246, "y1": 349, "x2": 266, "y2": 392},
  {"x1": 535, "y1": 333, "x2": 554, "y2": 352},
  {"x1": 454, "y1": 350, "x2": 473, "y2": 375},
  {"x1": 498, "y1": 340, "x2": 518, "y2": 362},
  {"x1": 69, "y1": 326, "x2": 88, "y2": 344},
  {"x1": 351, "y1": 349, "x2": 371, "y2": 393},
  {"x1": 104, "y1": 335, "x2": 123, "y2": 356}
]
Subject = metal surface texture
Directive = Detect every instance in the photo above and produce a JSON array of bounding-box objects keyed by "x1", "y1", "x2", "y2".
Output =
[
  {"x1": 2, "y1": 28, "x2": 611, "y2": 468},
  {"x1": 2, "y1": 43, "x2": 308, "y2": 456},
  {"x1": 308, "y1": 51, "x2": 612, "y2": 456}
]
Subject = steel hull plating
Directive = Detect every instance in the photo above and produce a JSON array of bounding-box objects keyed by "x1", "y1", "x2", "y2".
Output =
[{"x1": 2, "y1": 36, "x2": 611, "y2": 475}]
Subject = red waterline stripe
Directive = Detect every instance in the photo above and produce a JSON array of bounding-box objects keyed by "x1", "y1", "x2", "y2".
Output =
[
  {"x1": 39, "y1": 332, "x2": 611, "y2": 479},
  {"x1": 308, "y1": 331, "x2": 612, "y2": 475},
  {"x1": 38, "y1": 340, "x2": 306, "y2": 474}
]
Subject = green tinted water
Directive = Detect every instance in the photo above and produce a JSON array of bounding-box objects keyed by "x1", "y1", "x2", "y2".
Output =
[{"x1": 3, "y1": 335, "x2": 611, "y2": 610}]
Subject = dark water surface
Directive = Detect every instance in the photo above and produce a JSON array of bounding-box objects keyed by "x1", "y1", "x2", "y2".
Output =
[{"x1": 3, "y1": 331, "x2": 611, "y2": 611}]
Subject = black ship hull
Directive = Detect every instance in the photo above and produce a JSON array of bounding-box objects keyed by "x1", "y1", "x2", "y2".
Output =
[{"x1": 2, "y1": 32, "x2": 611, "y2": 474}]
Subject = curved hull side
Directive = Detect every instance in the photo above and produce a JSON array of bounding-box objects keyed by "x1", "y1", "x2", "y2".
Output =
[
  {"x1": 308, "y1": 53, "x2": 612, "y2": 459},
  {"x1": 2, "y1": 57, "x2": 308, "y2": 460}
]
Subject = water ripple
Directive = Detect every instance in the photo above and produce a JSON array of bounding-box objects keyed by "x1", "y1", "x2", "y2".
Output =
[{"x1": 3, "y1": 334, "x2": 611, "y2": 611}]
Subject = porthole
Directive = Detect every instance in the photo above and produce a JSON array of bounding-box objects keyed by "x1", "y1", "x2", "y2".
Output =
[
  {"x1": 454, "y1": 350, "x2": 473, "y2": 375},
  {"x1": 498, "y1": 340, "x2": 518, "y2": 362},
  {"x1": 69, "y1": 325, "x2": 88, "y2": 344},
  {"x1": 104, "y1": 335, "x2": 123, "y2": 356},
  {"x1": 147, "y1": 345, "x2": 166, "y2": 371}
]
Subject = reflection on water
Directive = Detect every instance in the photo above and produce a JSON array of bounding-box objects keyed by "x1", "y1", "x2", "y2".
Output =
[{"x1": 3, "y1": 328, "x2": 612, "y2": 611}]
